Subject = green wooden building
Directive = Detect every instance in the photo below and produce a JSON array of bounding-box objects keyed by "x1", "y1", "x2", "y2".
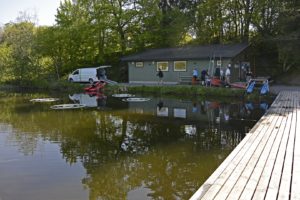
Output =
[{"x1": 121, "y1": 43, "x2": 250, "y2": 84}]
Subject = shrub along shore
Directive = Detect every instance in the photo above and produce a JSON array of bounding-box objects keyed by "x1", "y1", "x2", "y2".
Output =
[
  {"x1": 112, "y1": 85, "x2": 244, "y2": 96},
  {"x1": 106, "y1": 84, "x2": 271, "y2": 100},
  {"x1": 0, "y1": 81, "x2": 272, "y2": 100}
]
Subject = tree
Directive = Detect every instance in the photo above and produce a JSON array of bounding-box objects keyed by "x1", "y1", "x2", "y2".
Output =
[
  {"x1": 35, "y1": 26, "x2": 63, "y2": 79},
  {"x1": 0, "y1": 43, "x2": 13, "y2": 82},
  {"x1": 2, "y1": 22, "x2": 38, "y2": 83},
  {"x1": 157, "y1": 0, "x2": 199, "y2": 47},
  {"x1": 194, "y1": 0, "x2": 226, "y2": 44},
  {"x1": 1, "y1": 0, "x2": 297, "y2": 84},
  {"x1": 276, "y1": 0, "x2": 300, "y2": 72}
]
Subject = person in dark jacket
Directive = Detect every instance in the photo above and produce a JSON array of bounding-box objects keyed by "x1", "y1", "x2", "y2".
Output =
[
  {"x1": 157, "y1": 68, "x2": 164, "y2": 84},
  {"x1": 201, "y1": 69, "x2": 208, "y2": 86}
]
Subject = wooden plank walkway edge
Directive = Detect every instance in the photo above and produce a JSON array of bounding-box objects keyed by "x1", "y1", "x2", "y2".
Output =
[{"x1": 190, "y1": 91, "x2": 300, "y2": 200}]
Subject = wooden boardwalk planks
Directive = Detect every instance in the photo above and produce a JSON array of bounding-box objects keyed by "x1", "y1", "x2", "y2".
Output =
[
  {"x1": 291, "y1": 92, "x2": 300, "y2": 200},
  {"x1": 190, "y1": 91, "x2": 300, "y2": 200},
  {"x1": 231, "y1": 93, "x2": 290, "y2": 200}
]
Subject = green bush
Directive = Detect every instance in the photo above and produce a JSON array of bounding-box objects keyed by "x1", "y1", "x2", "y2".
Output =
[{"x1": 116, "y1": 85, "x2": 247, "y2": 97}]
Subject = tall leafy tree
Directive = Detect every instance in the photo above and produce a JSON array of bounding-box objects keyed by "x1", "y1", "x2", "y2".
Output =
[
  {"x1": 276, "y1": 0, "x2": 300, "y2": 72},
  {"x1": 0, "y1": 43, "x2": 13, "y2": 82},
  {"x1": 194, "y1": 0, "x2": 226, "y2": 44},
  {"x1": 56, "y1": 0, "x2": 91, "y2": 71},
  {"x1": 2, "y1": 22, "x2": 38, "y2": 83},
  {"x1": 1, "y1": 0, "x2": 298, "y2": 83},
  {"x1": 121, "y1": 0, "x2": 161, "y2": 50},
  {"x1": 103, "y1": 0, "x2": 138, "y2": 54},
  {"x1": 35, "y1": 26, "x2": 64, "y2": 79},
  {"x1": 157, "y1": 0, "x2": 199, "y2": 47}
]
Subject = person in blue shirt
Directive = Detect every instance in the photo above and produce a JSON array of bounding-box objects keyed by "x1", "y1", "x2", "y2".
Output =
[
  {"x1": 192, "y1": 67, "x2": 199, "y2": 85},
  {"x1": 193, "y1": 68, "x2": 198, "y2": 78}
]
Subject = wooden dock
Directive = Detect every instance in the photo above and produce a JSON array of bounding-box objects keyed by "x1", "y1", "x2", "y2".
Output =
[{"x1": 190, "y1": 91, "x2": 300, "y2": 200}]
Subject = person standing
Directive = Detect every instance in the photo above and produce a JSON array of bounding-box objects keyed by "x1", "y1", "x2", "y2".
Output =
[
  {"x1": 157, "y1": 68, "x2": 164, "y2": 84},
  {"x1": 192, "y1": 67, "x2": 198, "y2": 85},
  {"x1": 201, "y1": 69, "x2": 208, "y2": 86},
  {"x1": 246, "y1": 69, "x2": 253, "y2": 82},
  {"x1": 220, "y1": 68, "x2": 225, "y2": 81},
  {"x1": 225, "y1": 64, "x2": 231, "y2": 85}
]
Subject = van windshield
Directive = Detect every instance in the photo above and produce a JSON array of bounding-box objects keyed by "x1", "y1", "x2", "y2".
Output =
[{"x1": 73, "y1": 70, "x2": 79, "y2": 75}]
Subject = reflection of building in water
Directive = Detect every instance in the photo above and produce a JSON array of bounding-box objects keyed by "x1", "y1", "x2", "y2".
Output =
[
  {"x1": 126, "y1": 98, "x2": 264, "y2": 131},
  {"x1": 157, "y1": 101, "x2": 163, "y2": 110},
  {"x1": 157, "y1": 107, "x2": 168, "y2": 117},
  {"x1": 174, "y1": 108, "x2": 186, "y2": 118},
  {"x1": 184, "y1": 125, "x2": 197, "y2": 136},
  {"x1": 128, "y1": 98, "x2": 215, "y2": 121},
  {"x1": 93, "y1": 97, "x2": 270, "y2": 152},
  {"x1": 192, "y1": 102, "x2": 198, "y2": 113},
  {"x1": 156, "y1": 101, "x2": 168, "y2": 117}
]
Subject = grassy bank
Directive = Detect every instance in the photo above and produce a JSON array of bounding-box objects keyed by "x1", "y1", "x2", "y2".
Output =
[
  {"x1": 0, "y1": 80, "x2": 273, "y2": 101},
  {"x1": 105, "y1": 84, "x2": 267, "y2": 99}
]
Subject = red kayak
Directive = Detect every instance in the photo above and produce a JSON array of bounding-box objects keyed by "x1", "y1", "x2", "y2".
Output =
[
  {"x1": 210, "y1": 77, "x2": 247, "y2": 89},
  {"x1": 211, "y1": 77, "x2": 224, "y2": 87},
  {"x1": 230, "y1": 82, "x2": 247, "y2": 89},
  {"x1": 85, "y1": 91, "x2": 107, "y2": 99},
  {"x1": 84, "y1": 81, "x2": 106, "y2": 92}
]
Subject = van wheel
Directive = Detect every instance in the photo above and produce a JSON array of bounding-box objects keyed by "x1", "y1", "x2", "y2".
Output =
[
  {"x1": 69, "y1": 78, "x2": 73, "y2": 82},
  {"x1": 89, "y1": 78, "x2": 94, "y2": 84}
]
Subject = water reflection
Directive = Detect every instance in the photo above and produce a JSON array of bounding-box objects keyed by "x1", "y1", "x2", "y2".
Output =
[
  {"x1": 0, "y1": 92, "x2": 271, "y2": 200},
  {"x1": 69, "y1": 92, "x2": 107, "y2": 108}
]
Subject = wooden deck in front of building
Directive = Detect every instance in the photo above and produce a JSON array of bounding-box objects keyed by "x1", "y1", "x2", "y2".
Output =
[{"x1": 190, "y1": 91, "x2": 300, "y2": 200}]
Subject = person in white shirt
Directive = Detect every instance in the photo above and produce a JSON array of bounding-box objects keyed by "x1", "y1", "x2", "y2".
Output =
[
  {"x1": 220, "y1": 68, "x2": 224, "y2": 81},
  {"x1": 225, "y1": 64, "x2": 231, "y2": 85}
]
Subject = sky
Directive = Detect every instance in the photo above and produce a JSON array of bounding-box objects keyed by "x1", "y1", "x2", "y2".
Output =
[{"x1": 0, "y1": 0, "x2": 62, "y2": 26}]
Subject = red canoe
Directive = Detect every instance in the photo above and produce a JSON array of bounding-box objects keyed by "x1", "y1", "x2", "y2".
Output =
[{"x1": 84, "y1": 81, "x2": 106, "y2": 92}]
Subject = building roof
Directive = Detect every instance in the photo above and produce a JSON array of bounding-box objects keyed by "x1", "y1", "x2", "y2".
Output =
[{"x1": 121, "y1": 43, "x2": 249, "y2": 62}]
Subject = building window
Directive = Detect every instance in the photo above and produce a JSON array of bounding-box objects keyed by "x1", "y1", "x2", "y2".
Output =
[
  {"x1": 157, "y1": 62, "x2": 169, "y2": 71},
  {"x1": 135, "y1": 62, "x2": 143, "y2": 68},
  {"x1": 174, "y1": 61, "x2": 187, "y2": 71}
]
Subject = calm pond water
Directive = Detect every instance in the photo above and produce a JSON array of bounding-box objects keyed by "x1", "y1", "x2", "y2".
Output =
[{"x1": 0, "y1": 91, "x2": 270, "y2": 200}]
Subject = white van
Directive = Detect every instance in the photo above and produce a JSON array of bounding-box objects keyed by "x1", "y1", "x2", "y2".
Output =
[{"x1": 68, "y1": 66, "x2": 111, "y2": 83}]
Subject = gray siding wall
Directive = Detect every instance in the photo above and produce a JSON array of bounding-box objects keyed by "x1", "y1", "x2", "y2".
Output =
[{"x1": 128, "y1": 59, "x2": 232, "y2": 84}]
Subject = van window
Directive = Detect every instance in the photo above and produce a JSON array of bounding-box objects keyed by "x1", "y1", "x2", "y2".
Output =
[{"x1": 73, "y1": 70, "x2": 79, "y2": 75}]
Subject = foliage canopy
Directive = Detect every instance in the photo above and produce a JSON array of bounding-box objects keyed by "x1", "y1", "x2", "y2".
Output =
[{"x1": 0, "y1": 0, "x2": 299, "y2": 83}]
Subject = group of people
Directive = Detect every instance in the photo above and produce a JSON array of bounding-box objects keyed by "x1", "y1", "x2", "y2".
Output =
[
  {"x1": 156, "y1": 64, "x2": 232, "y2": 85},
  {"x1": 192, "y1": 68, "x2": 211, "y2": 86},
  {"x1": 192, "y1": 64, "x2": 232, "y2": 86}
]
